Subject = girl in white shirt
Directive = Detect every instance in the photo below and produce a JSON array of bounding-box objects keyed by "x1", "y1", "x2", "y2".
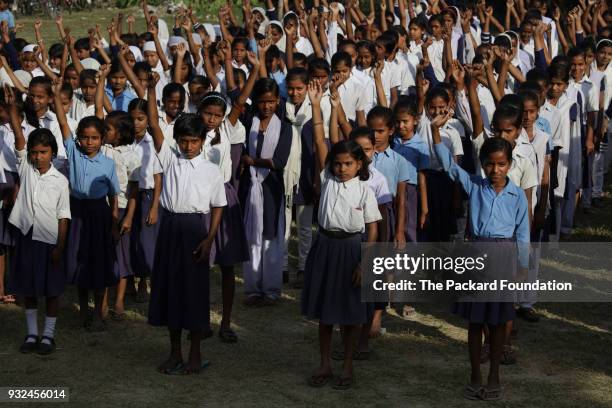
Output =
[
  {"x1": 146, "y1": 79, "x2": 226, "y2": 375},
  {"x1": 5, "y1": 87, "x2": 70, "y2": 356},
  {"x1": 301, "y1": 81, "x2": 381, "y2": 390}
]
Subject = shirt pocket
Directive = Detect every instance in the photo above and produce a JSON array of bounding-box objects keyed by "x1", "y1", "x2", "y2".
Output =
[{"x1": 347, "y1": 207, "x2": 365, "y2": 232}]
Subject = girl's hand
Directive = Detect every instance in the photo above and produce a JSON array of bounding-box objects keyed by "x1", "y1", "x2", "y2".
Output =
[
  {"x1": 55, "y1": 15, "x2": 63, "y2": 26},
  {"x1": 419, "y1": 211, "x2": 428, "y2": 230},
  {"x1": 241, "y1": 154, "x2": 254, "y2": 166},
  {"x1": 148, "y1": 20, "x2": 158, "y2": 36},
  {"x1": 34, "y1": 18, "x2": 42, "y2": 31},
  {"x1": 97, "y1": 64, "x2": 111, "y2": 80},
  {"x1": 374, "y1": 60, "x2": 384, "y2": 78},
  {"x1": 552, "y1": 6, "x2": 561, "y2": 21},
  {"x1": 430, "y1": 109, "x2": 453, "y2": 129},
  {"x1": 147, "y1": 71, "x2": 160, "y2": 89},
  {"x1": 51, "y1": 77, "x2": 63, "y2": 96},
  {"x1": 146, "y1": 206, "x2": 158, "y2": 226},
  {"x1": 127, "y1": 15, "x2": 135, "y2": 25},
  {"x1": 352, "y1": 263, "x2": 362, "y2": 287},
  {"x1": 119, "y1": 44, "x2": 131, "y2": 57},
  {"x1": 330, "y1": 89, "x2": 341, "y2": 108},
  {"x1": 246, "y1": 50, "x2": 260, "y2": 68},
  {"x1": 308, "y1": 80, "x2": 324, "y2": 105},
  {"x1": 175, "y1": 42, "x2": 187, "y2": 58},
  {"x1": 485, "y1": 6, "x2": 493, "y2": 18},
  {"x1": 120, "y1": 216, "x2": 132, "y2": 235},
  {"x1": 51, "y1": 246, "x2": 63, "y2": 267},
  {"x1": 193, "y1": 236, "x2": 214, "y2": 263},
  {"x1": 3, "y1": 84, "x2": 15, "y2": 105},
  {"x1": 394, "y1": 232, "x2": 406, "y2": 250}
]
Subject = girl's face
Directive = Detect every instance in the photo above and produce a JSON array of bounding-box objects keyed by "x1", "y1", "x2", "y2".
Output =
[
  {"x1": 427, "y1": 96, "x2": 449, "y2": 120},
  {"x1": 483, "y1": 150, "x2": 511, "y2": 188},
  {"x1": 443, "y1": 14, "x2": 454, "y2": 31},
  {"x1": 130, "y1": 109, "x2": 148, "y2": 137},
  {"x1": 200, "y1": 104, "x2": 225, "y2": 131},
  {"x1": 368, "y1": 116, "x2": 393, "y2": 150},
  {"x1": 78, "y1": 126, "x2": 103, "y2": 157},
  {"x1": 188, "y1": 83, "x2": 209, "y2": 106},
  {"x1": 163, "y1": 91, "x2": 183, "y2": 119},
  {"x1": 268, "y1": 26, "x2": 283, "y2": 44},
  {"x1": 65, "y1": 68, "x2": 80, "y2": 90},
  {"x1": 493, "y1": 118, "x2": 520, "y2": 146},
  {"x1": 144, "y1": 50, "x2": 159, "y2": 68},
  {"x1": 20, "y1": 52, "x2": 38, "y2": 72},
  {"x1": 332, "y1": 62, "x2": 351, "y2": 83},
  {"x1": 522, "y1": 100, "x2": 538, "y2": 130},
  {"x1": 371, "y1": 26, "x2": 382, "y2": 40},
  {"x1": 60, "y1": 92, "x2": 72, "y2": 114},
  {"x1": 28, "y1": 143, "x2": 53, "y2": 172},
  {"x1": 28, "y1": 84, "x2": 51, "y2": 114},
  {"x1": 570, "y1": 55, "x2": 587, "y2": 81},
  {"x1": 375, "y1": 43, "x2": 386, "y2": 60},
  {"x1": 232, "y1": 42, "x2": 247, "y2": 63},
  {"x1": 125, "y1": 52, "x2": 136, "y2": 68},
  {"x1": 549, "y1": 77, "x2": 567, "y2": 100},
  {"x1": 597, "y1": 46, "x2": 612, "y2": 67},
  {"x1": 80, "y1": 78, "x2": 97, "y2": 104},
  {"x1": 430, "y1": 21, "x2": 443, "y2": 39},
  {"x1": 104, "y1": 121, "x2": 120, "y2": 146},
  {"x1": 357, "y1": 47, "x2": 374, "y2": 69},
  {"x1": 354, "y1": 136, "x2": 375, "y2": 160},
  {"x1": 109, "y1": 71, "x2": 128, "y2": 93},
  {"x1": 49, "y1": 56, "x2": 62, "y2": 69},
  {"x1": 177, "y1": 135, "x2": 203, "y2": 159},
  {"x1": 340, "y1": 45, "x2": 358, "y2": 66},
  {"x1": 333, "y1": 152, "x2": 362, "y2": 182},
  {"x1": 409, "y1": 24, "x2": 423, "y2": 42},
  {"x1": 136, "y1": 71, "x2": 150, "y2": 90},
  {"x1": 520, "y1": 24, "x2": 533, "y2": 44},
  {"x1": 0, "y1": 105, "x2": 8, "y2": 124},
  {"x1": 396, "y1": 112, "x2": 416, "y2": 139},
  {"x1": 310, "y1": 68, "x2": 329, "y2": 89},
  {"x1": 256, "y1": 91, "x2": 279, "y2": 118},
  {"x1": 286, "y1": 78, "x2": 307, "y2": 105},
  {"x1": 177, "y1": 62, "x2": 189, "y2": 82},
  {"x1": 585, "y1": 49, "x2": 595, "y2": 67}
]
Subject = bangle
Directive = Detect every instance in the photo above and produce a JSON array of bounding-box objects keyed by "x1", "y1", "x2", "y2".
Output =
[{"x1": 312, "y1": 121, "x2": 323, "y2": 126}]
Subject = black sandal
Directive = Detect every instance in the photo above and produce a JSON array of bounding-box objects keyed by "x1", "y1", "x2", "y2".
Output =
[
  {"x1": 19, "y1": 335, "x2": 38, "y2": 354},
  {"x1": 37, "y1": 336, "x2": 56, "y2": 355}
]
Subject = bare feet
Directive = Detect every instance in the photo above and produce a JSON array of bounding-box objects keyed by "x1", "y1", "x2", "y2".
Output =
[{"x1": 157, "y1": 356, "x2": 183, "y2": 374}]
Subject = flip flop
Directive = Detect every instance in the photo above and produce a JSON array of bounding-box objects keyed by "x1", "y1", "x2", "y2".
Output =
[
  {"x1": 158, "y1": 361, "x2": 184, "y2": 375},
  {"x1": 463, "y1": 384, "x2": 483, "y2": 400},
  {"x1": 307, "y1": 373, "x2": 333, "y2": 388},
  {"x1": 479, "y1": 386, "x2": 502, "y2": 401},
  {"x1": 218, "y1": 327, "x2": 238, "y2": 343},
  {"x1": 332, "y1": 376, "x2": 353, "y2": 390}
]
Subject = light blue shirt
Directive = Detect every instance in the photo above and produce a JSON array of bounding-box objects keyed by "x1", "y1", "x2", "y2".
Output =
[
  {"x1": 0, "y1": 10, "x2": 15, "y2": 28},
  {"x1": 64, "y1": 137, "x2": 120, "y2": 200},
  {"x1": 434, "y1": 142, "x2": 530, "y2": 267},
  {"x1": 372, "y1": 146, "x2": 412, "y2": 195},
  {"x1": 269, "y1": 70, "x2": 287, "y2": 100},
  {"x1": 392, "y1": 134, "x2": 430, "y2": 184},
  {"x1": 105, "y1": 86, "x2": 137, "y2": 112},
  {"x1": 535, "y1": 116, "x2": 554, "y2": 153}
]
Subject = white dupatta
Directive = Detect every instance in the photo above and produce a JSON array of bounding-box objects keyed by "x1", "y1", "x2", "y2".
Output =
[
  {"x1": 553, "y1": 88, "x2": 582, "y2": 198},
  {"x1": 284, "y1": 95, "x2": 310, "y2": 206},
  {"x1": 244, "y1": 114, "x2": 282, "y2": 246}
]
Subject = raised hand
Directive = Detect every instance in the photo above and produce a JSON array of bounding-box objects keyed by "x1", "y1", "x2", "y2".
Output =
[
  {"x1": 246, "y1": 50, "x2": 260, "y2": 67},
  {"x1": 97, "y1": 64, "x2": 111, "y2": 80},
  {"x1": 430, "y1": 109, "x2": 453, "y2": 128},
  {"x1": 175, "y1": 42, "x2": 187, "y2": 57},
  {"x1": 450, "y1": 60, "x2": 465, "y2": 84},
  {"x1": 3, "y1": 84, "x2": 15, "y2": 105},
  {"x1": 330, "y1": 89, "x2": 341, "y2": 108},
  {"x1": 308, "y1": 80, "x2": 324, "y2": 105}
]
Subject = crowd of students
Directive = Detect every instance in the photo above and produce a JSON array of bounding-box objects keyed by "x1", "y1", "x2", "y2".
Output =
[{"x1": 0, "y1": 0, "x2": 609, "y2": 399}]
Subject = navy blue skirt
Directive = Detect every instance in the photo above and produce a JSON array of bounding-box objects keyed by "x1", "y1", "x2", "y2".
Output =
[
  {"x1": 301, "y1": 228, "x2": 367, "y2": 325},
  {"x1": 148, "y1": 209, "x2": 212, "y2": 330},
  {"x1": 404, "y1": 183, "x2": 417, "y2": 243},
  {"x1": 420, "y1": 170, "x2": 455, "y2": 242},
  {"x1": 130, "y1": 189, "x2": 160, "y2": 277},
  {"x1": 0, "y1": 171, "x2": 18, "y2": 246},
  {"x1": 212, "y1": 183, "x2": 250, "y2": 267},
  {"x1": 7, "y1": 228, "x2": 64, "y2": 297},
  {"x1": 230, "y1": 143, "x2": 242, "y2": 191},
  {"x1": 453, "y1": 237, "x2": 516, "y2": 325},
  {"x1": 115, "y1": 208, "x2": 133, "y2": 279},
  {"x1": 65, "y1": 197, "x2": 117, "y2": 290}
]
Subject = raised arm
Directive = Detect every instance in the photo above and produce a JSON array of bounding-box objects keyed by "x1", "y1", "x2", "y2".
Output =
[
  {"x1": 181, "y1": 17, "x2": 201, "y2": 67},
  {"x1": 33, "y1": 47, "x2": 58, "y2": 81},
  {"x1": 149, "y1": 20, "x2": 170, "y2": 71},
  {"x1": 219, "y1": 5, "x2": 235, "y2": 44},
  {"x1": 52, "y1": 80, "x2": 72, "y2": 140},
  {"x1": 0, "y1": 55, "x2": 26, "y2": 93},
  {"x1": 202, "y1": 41, "x2": 220, "y2": 90},
  {"x1": 308, "y1": 10, "x2": 325, "y2": 58},
  {"x1": 146, "y1": 73, "x2": 164, "y2": 153},
  {"x1": 90, "y1": 33, "x2": 112, "y2": 65},
  {"x1": 118, "y1": 45, "x2": 146, "y2": 98},
  {"x1": 173, "y1": 43, "x2": 188, "y2": 84},
  {"x1": 5, "y1": 85, "x2": 25, "y2": 151},
  {"x1": 308, "y1": 81, "x2": 328, "y2": 170},
  {"x1": 95, "y1": 64, "x2": 113, "y2": 118},
  {"x1": 229, "y1": 51, "x2": 261, "y2": 125},
  {"x1": 66, "y1": 36, "x2": 85, "y2": 74},
  {"x1": 373, "y1": 60, "x2": 388, "y2": 107},
  {"x1": 466, "y1": 68, "x2": 484, "y2": 138}
]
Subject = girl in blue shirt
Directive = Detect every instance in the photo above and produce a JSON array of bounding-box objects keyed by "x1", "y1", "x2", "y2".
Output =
[
  {"x1": 432, "y1": 111, "x2": 529, "y2": 402},
  {"x1": 54, "y1": 83, "x2": 120, "y2": 332}
]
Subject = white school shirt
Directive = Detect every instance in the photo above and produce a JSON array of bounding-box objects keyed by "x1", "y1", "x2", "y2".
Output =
[
  {"x1": 540, "y1": 102, "x2": 561, "y2": 149},
  {"x1": 295, "y1": 36, "x2": 314, "y2": 56},
  {"x1": 159, "y1": 113, "x2": 179, "y2": 153},
  {"x1": 0, "y1": 122, "x2": 20, "y2": 173},
  {"x1": 38, "y1": 110, "x2": 70, "y2": 172},
  {"x1": 570, "y1": 75, "x2": 599, "y2": 118},
  {"x1": 523, "y1": 127, "x2": 550, "y2": 205},
  {"x1": 9, "y1": 148, "x2": 71, "y2": 245},
  {"x1": 417, "y1": 115, "x2": 464, "y2": 171},
  {"x1": 131, "y1": 132, "x2": 163, "y2": 190},
  {"x1": 318, "y1": 170, "x2": 382, "y2": 233},
  {"x1": 590, "y1": 60, "x2": 612, "y2": 111},
  {"x1": 337, "y1": 74, "x2": 369, "y2": 122},
  {"x1": 409, "y1": 41, "x2": 424, "y2": 60},
  {"x1": 156, "y1": 140, "x2": 227, "y2": 213},
  {"x1": 427, "y1": 38, "x2": 446, "y2": 82},
  {"x1": 394, "y1": 51, "x2": 416, "y2": 94},
  {"x1": 367, "y1": 165, "x2": 393, "y2": 205},
  {"x1": 101, "y1": 144, "x2": 140, "y2": 209},
  {"x1": 352, "y1": 67, "x2": 377, "y2": 115},
  {"x1": 203, "y1": 125, "x2": 232, "y2": 184},
  {"x1": 69, "y1": 94, "x2": 96, "y2": 123},
  {"x1": 380, "y1": 60, "x2": 402, "y2": 106},
  {"x1": 232, "y1": 60, "x2": 250, "y2": 76},
  {"x1": 455, "y1": 85, "x2": 495, "y2": 135}
]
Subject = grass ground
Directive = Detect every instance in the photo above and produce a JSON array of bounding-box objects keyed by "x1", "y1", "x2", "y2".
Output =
[{"x1": 1, "y1": 7, "x2": 612, "y2": 408}]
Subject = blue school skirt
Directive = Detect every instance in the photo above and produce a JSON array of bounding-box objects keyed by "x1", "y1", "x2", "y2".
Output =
[
  {"x1": 130, "y1": 189, "x2": 160, "y2": 277},
  {"x1": 301, "y1": 227, "x2": 367, "y2": 325},
  {"x1": 420, "y1": 170, "x2": 456, "y2": 242},
  {"x1": 65, "y1": 197, "x2": 117, "y2": 290},
  {"x1": 0, "y1": 171, "x2": 18, "y2": 247},
  {"x1": 212, "y1": 182, "x2": 250, "y2": 267},
  {"x1": 148, "y1": 209, "x2": 212, "y2": 331},
  {"x1": 7, "y1": 228, "x2": 64, "y2": 297},
  {"x1": 115, "y1": 208, "x2": 133, "y2": 279},
  {"x1": 453, "y1": 237, "x2": 516, "y2": 326}
]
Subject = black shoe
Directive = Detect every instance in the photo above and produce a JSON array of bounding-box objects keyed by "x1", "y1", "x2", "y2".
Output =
[
  {"x1": 517, "y1": 307, "x2": 540, "y2": 323},
  {"x1": 37, "y1": 336, "x2": 56, "y2": 355},
  {"x1": 282, "y1": 271, "x2": 289, "y2": 284},
  {"x1": 19, "y1": 335, "x2": 38, "y2": 353}
]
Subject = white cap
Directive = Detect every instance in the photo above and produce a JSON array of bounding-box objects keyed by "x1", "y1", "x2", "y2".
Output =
[
  {"x1": 81, "y1": 57, "x2": 101, "y2": 70},
  {"x1": 203, "y1": 23, "x2": 216, "y2": 42},
  {"x1": 167, "y1": 36, "x2": 187, "y2": 48},
  {"x1": 143, "y1": 41, "x2": 156, "y2": 53},
  {"x1": 129, "y1": 46, "x2": 143, "y2": 62},
  {"x1": 22, "y1": 44, "x2": 36, "y2": 53}
]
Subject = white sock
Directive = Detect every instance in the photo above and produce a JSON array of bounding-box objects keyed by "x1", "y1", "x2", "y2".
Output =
[
  {"x1": 41, "y1": 317, "x2": 57, "y2": 345},
  {"x1": 25, "y1": 309, "x2": 38, "y2": 342}
]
